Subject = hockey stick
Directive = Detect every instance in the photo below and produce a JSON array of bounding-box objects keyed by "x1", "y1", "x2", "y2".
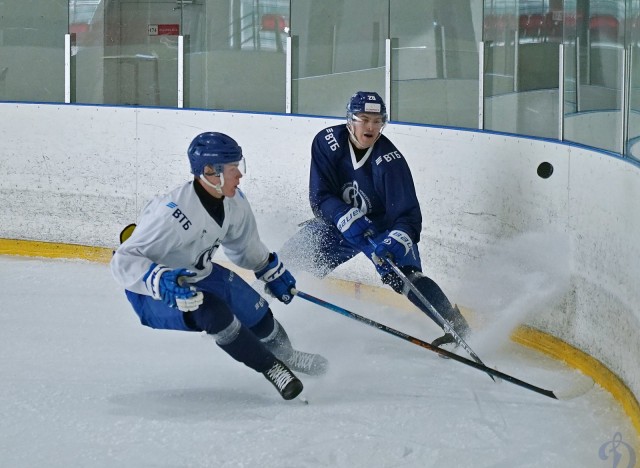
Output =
[
  {"x1": 293, "y1": 289, "x2": 591, "y2": 401},
  {"x1": 367, "y1": 238, "x2": 495, "y2": 381}
]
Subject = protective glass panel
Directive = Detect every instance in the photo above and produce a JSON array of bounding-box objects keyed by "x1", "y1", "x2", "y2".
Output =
[
  {"x1": 484, "y1": 0, "x2": 560, "y2": 139},
  {"x1": 0, "y1": 0, "x2": 67, "y2": 103},
  {"x1": 100, "y1": 1, "x2": 181, "y2": 107},
  {"x1": 390, "y1": 0, "x2": 480, "y2": 127},
  {"x1": 627, "y1": 0, "x2": 640, "y2": 160},
  {"x1": 563, "y1": 0, "x2": 624, "y2": 153},
  {"x1": 70, "y1": 0, "x2": 106, "y2": 104},
  {"x1": 291, "y1": 0, "x2": 387, "y2": 117},
  {"x1": 185, "y1": 0, "x2": 288, "y2": 112},
  {"x1": 562, "y1": 0, "x2": 579, "y2": 121}
]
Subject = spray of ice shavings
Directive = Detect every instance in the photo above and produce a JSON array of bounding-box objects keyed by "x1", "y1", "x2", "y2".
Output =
[{"x1": 453, "y1": 230, "x2": 572, "y2": 355}]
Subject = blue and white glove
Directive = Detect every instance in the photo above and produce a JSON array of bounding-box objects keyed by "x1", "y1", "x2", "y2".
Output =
[
  {"x1": 374, "y1": 230, "x2": 413, "y2": 263},
  {"x1": 255, "y1": 253, "x2": 296, "y2": 304},
  {"x1": 334, "y1": 207, "x2": 375, "y2": 249},
  {"x1": 144, "y1": 264, "x2": 204, "y2": 312}
]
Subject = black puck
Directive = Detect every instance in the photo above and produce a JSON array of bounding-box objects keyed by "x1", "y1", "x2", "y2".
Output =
[{"x1": 537, "y1": 162, "x2": 554, "y2": 179}]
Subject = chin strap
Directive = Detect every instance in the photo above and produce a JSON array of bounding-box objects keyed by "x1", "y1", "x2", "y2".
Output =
[{"x1": 199, "y1": 173, "x2": 224, "y2": 194}]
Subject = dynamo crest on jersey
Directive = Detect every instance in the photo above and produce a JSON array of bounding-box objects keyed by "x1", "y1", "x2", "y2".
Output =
[
  {"x1": 341, "y1": 181, "x2": 371, "y2": 213},
  {"x1": 195, "y1": 241, "x2": 220, "y2": 270}
]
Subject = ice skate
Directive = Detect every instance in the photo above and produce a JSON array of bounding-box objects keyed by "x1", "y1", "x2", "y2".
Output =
[
  {"x1": 432, "y1": 332, "x2": 458, "y2": 352},
  {"x1": 261, "y1": 319, "x2": 329, "y2": 376},
  {"x1": 431, "y1": 332, "x2": 460, "y2": 359},
  {"x1": 263, "y1": 359, "x2": 304, "y2": 400},
  {"x1": 286, "y1": 349, "x2": 329, "y2": 376}
]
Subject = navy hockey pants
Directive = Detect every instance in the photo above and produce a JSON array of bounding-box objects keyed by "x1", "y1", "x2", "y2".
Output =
[{"x1": 124, "y1": 263, "x2": 269, "y2": 331}]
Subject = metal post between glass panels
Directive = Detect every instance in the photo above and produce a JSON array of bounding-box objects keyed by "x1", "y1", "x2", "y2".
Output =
[
  {"x1": 178, "y1": 35, "x2": 184, "y2": 108},
  {"x1": 385, "y1": 38, "x2": 391, "y2": 120},
  {"x1": 64, "y1": 34, "x2": 71, "y2": 104},
  {"x1": 478, "y1": 41, "x2": 484, "y2": 130},
  {"x1": 622, "y1": 46, "x2": 630, "y2": 156},
  {"x1": 559, "y1": 43, "x2": 564, "y2": 141},
  {"x1": 576, "y1": 36, "x2": 581, "y2": 112},
  {"x1": 286, "y1": 35, "x2": 292, "y2": 114}
]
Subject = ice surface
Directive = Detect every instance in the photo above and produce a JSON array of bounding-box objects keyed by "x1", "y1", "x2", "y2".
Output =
[{"x1": 0, "y1": 256, "x2": 637, "y2": 468}]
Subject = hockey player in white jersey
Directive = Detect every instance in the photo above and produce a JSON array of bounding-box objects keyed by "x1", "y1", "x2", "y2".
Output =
[{"x1": 111, "y1": 132, "x2": 327, "y2": 401}]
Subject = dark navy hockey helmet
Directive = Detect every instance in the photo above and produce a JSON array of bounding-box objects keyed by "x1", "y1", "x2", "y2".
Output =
[
  {"x1": 346, "y1": 91, "x2": 388, "y2": 121},
  {"x1": 187, "y1": 132, "x2": 243, "y2": 177}
]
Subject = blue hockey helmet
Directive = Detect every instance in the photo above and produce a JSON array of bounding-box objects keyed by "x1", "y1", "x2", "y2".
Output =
[
  {"x1": 346, "y1": 91, "x2": 388, "y2": 122},
  {"x1": 187, "y1": 132, "x2": 243, "y2": 177}
]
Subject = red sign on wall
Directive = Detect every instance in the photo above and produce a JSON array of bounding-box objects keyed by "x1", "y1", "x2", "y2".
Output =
[{"x1": 148, "y1": 24, "x2": 180, "y2": 36}]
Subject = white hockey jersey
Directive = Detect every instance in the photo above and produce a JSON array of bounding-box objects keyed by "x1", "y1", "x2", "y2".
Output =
[{"x1": 111, "y1": 181, "x2": 270, "y2": 295}]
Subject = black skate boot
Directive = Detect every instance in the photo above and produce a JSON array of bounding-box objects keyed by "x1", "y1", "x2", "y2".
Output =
[{"x1": 263, "y1": 359, "x2": 304, "y2": 400}]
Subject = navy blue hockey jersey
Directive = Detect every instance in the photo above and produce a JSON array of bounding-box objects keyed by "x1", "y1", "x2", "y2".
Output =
[{"x1": 309, "y1": 124, "x2": 422, "y2": 242}]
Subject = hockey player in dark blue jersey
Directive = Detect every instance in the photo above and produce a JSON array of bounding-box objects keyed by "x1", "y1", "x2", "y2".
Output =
[{"x1": 279, "y1": 91, "x2": 470, "y2": 350}]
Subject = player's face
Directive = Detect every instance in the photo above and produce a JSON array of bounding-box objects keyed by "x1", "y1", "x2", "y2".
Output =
[
  {"x1": 201, "y1": 160, "x2": 245, "y2": 197},
  {"x1": 350, "y1": 112, "x2": 385, "y2": 148},
  {"x1": 220, "y1": 161, "x2": 243, "y2": 197}
]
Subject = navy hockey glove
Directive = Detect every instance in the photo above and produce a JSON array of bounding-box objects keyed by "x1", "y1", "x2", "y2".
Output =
[
  {"x1": 144, "y1": 264, "x2": 204, "y2": 312},
  {"x1": 334, "y1": 207, "x2": 375, "y2": 249},
  {"x1": 255, "y1": 253, "x2": 296, "y2": 304},
  {"x1": 374, "y1": 230, "x2": 413, "y2": 263}
]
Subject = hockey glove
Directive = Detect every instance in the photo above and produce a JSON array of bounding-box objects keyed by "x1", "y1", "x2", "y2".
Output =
[
  {"x1": 255, "y1": 252, "x2": 296, "y2": 304},
  {"x1": 374, "y1": 230, "x2": 413, "y2": 263},
  {"x1": 334, "y1": 207, "x2": 375, "y2": 249},
  {"x1": 144, "y1": 264, "x2": 204, "y2": 312}
]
